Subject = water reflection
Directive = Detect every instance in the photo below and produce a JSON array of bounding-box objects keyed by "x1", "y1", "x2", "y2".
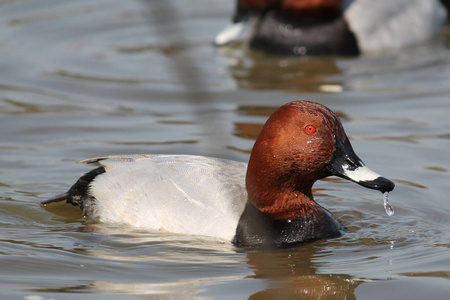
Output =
[
  {"x1": 245, "y1": 247, "x2": 360, "y2": 300},
  {"x1": 219, "y1": 47, "x2": 344, "y2": 92},
  {"x1": 26, "y1": 224, "x2": 361, "y2": 299},
  {"x1": 30, "y1": 275, "x2": 247, "y2": 298}
]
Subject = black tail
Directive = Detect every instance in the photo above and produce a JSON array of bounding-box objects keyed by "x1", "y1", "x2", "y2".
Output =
[
  {"x1": 41, "y1": 192, "x2": 69, "y2": 205},
  {"x1": 42, "y1": 167, "x2": 106, "y2": 217}
]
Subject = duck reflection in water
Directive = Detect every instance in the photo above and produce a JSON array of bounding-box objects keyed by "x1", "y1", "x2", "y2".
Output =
[{"x1": 245, "y1": 246, "x2": 360, "y2": 299}]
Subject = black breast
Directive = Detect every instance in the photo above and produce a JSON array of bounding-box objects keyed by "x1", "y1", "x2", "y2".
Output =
[{"x1": 232, "y1": 202, "x2": 346, "y2": 247}]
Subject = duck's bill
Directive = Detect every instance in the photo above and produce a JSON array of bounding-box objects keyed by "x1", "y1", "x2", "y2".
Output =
[{"x1": 326, "y1": 136, "x2": 395, "y2": 193}]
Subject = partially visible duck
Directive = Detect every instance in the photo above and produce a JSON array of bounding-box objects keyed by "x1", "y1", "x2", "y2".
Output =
[
  {"x1": 43, "y1": 101, "x2": 394, "y2": 247},
  {"x1": 215, "y1": 0, "x2": 449, "y2": 55}
]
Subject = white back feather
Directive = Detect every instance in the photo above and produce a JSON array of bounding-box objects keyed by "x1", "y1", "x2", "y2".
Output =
[
  {"x1": 345, "y1": 0, "x2": 447, "y2": 53},
  {"x1": 86, "y1": 155, "x2": 248, "y2": 241}
]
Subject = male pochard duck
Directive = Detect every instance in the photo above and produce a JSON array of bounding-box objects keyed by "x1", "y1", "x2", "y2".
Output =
[
  {"x1": 215, "y1": 0, "x2": 449, "y2": 55},
  {"x1": 43, "y1": 101, "x2": 394, "y2": 247}
]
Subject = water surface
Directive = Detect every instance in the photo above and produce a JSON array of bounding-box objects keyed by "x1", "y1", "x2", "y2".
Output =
[{"x1": 1, "y1": 1, "x2": 450, "y2": 299}]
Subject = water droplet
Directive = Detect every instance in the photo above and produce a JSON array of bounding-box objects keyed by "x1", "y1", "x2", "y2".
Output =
[{"x1": 383, "y1": 192, "x2": 394, "y2": 216}]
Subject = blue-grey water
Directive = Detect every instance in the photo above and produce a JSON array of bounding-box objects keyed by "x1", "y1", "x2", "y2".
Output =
[{"x1": 1, "y1": 1, "x2": 450, "y2": 299}]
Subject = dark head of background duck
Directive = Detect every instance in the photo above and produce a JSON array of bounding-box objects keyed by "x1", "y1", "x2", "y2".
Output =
[{"x1": 234, "y1": 0, "x2": 342, "y2": 22}]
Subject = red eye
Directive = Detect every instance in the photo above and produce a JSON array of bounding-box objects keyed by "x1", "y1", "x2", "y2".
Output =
[{"x1": 305, "y1": 125, "x2": 316, "y2": 134}]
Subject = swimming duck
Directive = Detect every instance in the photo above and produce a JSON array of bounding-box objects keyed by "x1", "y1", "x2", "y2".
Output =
[
  {"x1": 43, "y1": 101, "x2": 394, "y2": 247},
  {"x1": 215, "y1": 0, "x2": 449, "y2": 55}
]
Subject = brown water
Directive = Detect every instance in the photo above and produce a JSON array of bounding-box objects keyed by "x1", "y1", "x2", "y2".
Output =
[{"x1": 1, "y1": 1, "x2": 450, "y2": 299}]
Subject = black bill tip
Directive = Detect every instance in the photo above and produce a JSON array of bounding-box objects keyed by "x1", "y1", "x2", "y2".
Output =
[{"x1": 357, "y1": 176, "x2": 395, "y2": 193}]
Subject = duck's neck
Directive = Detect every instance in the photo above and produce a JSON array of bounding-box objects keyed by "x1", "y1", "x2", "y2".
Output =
[
  {"x1": 245, "y1": 143, "x2": 323, "y2": 220},
  {"x1": 247, "y1": 182, "x2": 321, "y2": 220},
  {"x1": 240, "y1": 155, "x2": 343, "y2": 247}
]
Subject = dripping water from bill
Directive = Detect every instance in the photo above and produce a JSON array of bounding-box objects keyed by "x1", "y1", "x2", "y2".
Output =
[{"x1": 383, "y1": 192, "x2": 394, "y2": 216}]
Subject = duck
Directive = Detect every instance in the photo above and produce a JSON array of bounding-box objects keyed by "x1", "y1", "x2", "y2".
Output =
[
  {"x1": 215, "y1": 0, "x2": 449, "y2": 55},
  {"x1": 43, "y1": 101, "x2": 394, "y2": 247}
]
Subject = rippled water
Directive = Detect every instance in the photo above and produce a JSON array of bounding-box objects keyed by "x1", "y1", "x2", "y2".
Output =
[{"x1": 1, "y1": 0, "x2": 450, "y2": 299}]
